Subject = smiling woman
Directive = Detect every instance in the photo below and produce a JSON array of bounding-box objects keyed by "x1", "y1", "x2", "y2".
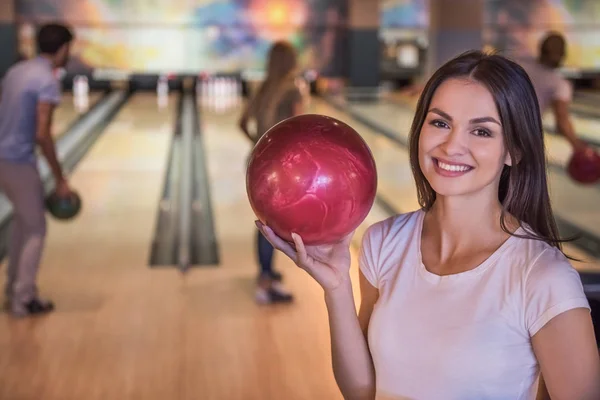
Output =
[
  {"x1": 410, "y1": 52, "x2": 560, "y2": 248},
  {"x1": 259, "y1": 50, "x2": 600, "y2": 400}
]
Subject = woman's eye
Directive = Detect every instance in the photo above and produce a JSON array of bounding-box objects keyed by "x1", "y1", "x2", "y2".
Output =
[
  {"x1": 474, "y1": 128, "x2": 492, "y2": 137},
  {"x1": 429, "y1": 119, "x2": 448, "y2": 129}
]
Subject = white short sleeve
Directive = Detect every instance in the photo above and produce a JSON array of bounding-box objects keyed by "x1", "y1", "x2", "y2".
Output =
[
  {"x1": 358, "y1": 223, "x2": 383, "y2": 288},
  {"x1": 553, "y1": 77, "x2": 573, "y2": 103},
  {"x1": 524, "y1": 248, "x2": 590, "y2": 336}
]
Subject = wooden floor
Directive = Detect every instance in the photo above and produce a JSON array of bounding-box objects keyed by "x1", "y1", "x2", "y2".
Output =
[
  {"x1": 0, "y1": 93, "x2": 597, "y2": 400},
  {"x1": 0, "y1": 94, "x2": 360, "y2": 400}
]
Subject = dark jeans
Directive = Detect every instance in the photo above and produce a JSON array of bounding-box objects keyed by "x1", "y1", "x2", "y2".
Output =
[{"x1": 257, "y1": 230, "x2": 274, "y2": 278}]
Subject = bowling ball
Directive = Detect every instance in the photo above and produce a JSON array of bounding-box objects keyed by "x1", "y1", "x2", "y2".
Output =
[
  {"x1": 567, "y1": 146, "x2": 600, "y2": 184},
  {"x1": 45, "y1": 190, "x2": 82, "y2": 220},
  {"x1": 246, "y1": 114, "x2": 377, "y2": 245}
]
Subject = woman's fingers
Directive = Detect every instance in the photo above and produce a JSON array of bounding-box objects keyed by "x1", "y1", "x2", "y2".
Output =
[
  {"x1": 291, "y1": 232, "x2": 310, "y2": 269},
  {"x1": 256, "y1": 221, "x2": 298, "y2": 262}
]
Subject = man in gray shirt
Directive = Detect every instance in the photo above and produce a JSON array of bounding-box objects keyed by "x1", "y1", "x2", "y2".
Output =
[{"x1": 0, "y1": 23, "x2": 74, "y2": 317}]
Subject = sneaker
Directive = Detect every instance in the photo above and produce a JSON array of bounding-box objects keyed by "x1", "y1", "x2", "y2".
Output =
[
  {"x1": 10, "y1": 298, "x2": 55, "y2": 318},
  {"x1": 255, "y1": 283, "x2": 293, "y2": 305},
  {"x1": 255, "y1": 287, "x2": 271, "y2": 304}
]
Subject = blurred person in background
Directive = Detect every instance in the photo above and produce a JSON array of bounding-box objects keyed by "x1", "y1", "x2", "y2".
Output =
[
  {"x1": 0, "y1": 23, "x2": 75, "y2": 317},
  {"x1": 239, "y1": 41, "x2": 304, "y2": 305}
]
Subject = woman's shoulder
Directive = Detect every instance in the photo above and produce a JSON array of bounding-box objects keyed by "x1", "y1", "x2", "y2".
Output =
[
  {"x1": 359, "y1": 209, "x2": 424, "y2": 288},
  {"x1": 510, "y1": 233, "x2": 589, "y2": 336},
  {"x1": 507, "y1": 230, "x2": 585, "y2": 295},
  {"x1": 510, "y1": 227, "x2": 573, "y2": 272},
  {"x1": 363, "y1": 209, "x2": 424, "y2": 245}
]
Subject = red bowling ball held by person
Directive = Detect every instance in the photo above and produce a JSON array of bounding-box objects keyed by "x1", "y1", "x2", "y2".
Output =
[
  {"x1": 247, "y1": 113, "x2": 378, "y2": 246},
  {"x1": 257, "y1": 50, "x2": 600, "y2": 400}
]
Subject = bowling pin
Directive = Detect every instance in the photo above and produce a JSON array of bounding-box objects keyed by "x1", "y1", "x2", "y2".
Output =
[
  {"x1": 82, "y1": 76, "x2": 90, "y2": 109},
  {"x1": 224, "y1": 78, "x2": 231, "y2": 109},
  {"x1": 200, "y1": 78, "x2": 208, "y2": 107},
  {"x1": 74, "y1": 76, "x2": 89, "y2": 113},
  {"x1": 73, "y1": 75, "x2": 81, "y2": 97},
  {"x1": 73, "y1": 76, "x2": 83, "y2": 112},
  {"x1": 75, "y1": 94, "x2": 89, "y2": 113},
  {"x1": 227, "y1": 78, "x2": 234, "y2": 109},
  {"x1": 72, "y1": 76, "x2": 79, "y2": 107},
  {"x1": 216, "y1": 77, "x2": 223, "y2": 98},
  {"x1": 234, "y1": 78, "x2": 241, "y2": 106},
  {"x1": 214, "y1": 78, "x2": 222, "y2": 112},
  {"x1": 208, "y1": 78, "x2": 215, "y2": 99},
  {"x1": 157, "y1": 74, "x2": 169, "y2": 109},
  {"x1": 83, "y1": 76, "x2": 89, "y2": 97},
  {"x1": 221, "y1": 78, "x2": 227, "y2": 98}
]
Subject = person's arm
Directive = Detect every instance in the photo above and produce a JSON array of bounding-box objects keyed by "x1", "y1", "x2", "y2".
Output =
[
  {"x1": 532, "y1": 308, "x2": 600, "y2": 399},
  {"x1": 238, "y1": 100, "x2": 256, "y2": 143},
  {"x1": 257, "y1": 223, "x2": 378, "y2": 399},
  {"x1": 326, "y1": 270, "x2": 378, "y2": 400},
  {"x1": 551, "y1": 99, "x2": 585, "y2": 151},
  {"x1": 551, "y1": 78, "x2": 585, "y2": 151},
  {"x1": 36, "y1": 101, "x2": 66, "y2": 187},
  {"x1": 36, "y1": 77, "x2": 71, "y2": 197},
  {"x1": 525, "y1": 250, "x2": 600, "y2": 400}
]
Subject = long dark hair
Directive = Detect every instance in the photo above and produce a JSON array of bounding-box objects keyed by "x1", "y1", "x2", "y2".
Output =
[
  {"x1": 251, "y1": 41, "x2": 298, "y2": 127},
  {"x1": 409, "y1": 50, "x2": 566, "y2": 251}
]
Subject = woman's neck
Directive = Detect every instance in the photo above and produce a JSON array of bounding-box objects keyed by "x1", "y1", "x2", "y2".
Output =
[{"x1": 423, "y1": 194, "x2": 517, "y2": 263}]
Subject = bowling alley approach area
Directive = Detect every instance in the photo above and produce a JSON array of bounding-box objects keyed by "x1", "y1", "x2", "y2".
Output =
[{"x1": 3, "y1": 1, "x2": 600, "y2": 399}]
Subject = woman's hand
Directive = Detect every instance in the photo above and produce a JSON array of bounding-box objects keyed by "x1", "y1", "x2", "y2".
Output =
[{"x1": 256, "y1": 221, "x2": 354, "y2": 292}]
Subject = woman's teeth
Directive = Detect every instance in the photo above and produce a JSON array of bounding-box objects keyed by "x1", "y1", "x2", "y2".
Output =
[{"x1": 437, "y1": 160, "x2": 471, "y2": 172}]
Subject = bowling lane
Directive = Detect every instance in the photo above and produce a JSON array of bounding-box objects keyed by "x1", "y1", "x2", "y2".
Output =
[
  {"x1": 309, "y1": 97, "x2": 600, "y2": 272},
  {"x1": 0, "y1": 92, "x2": 182, "y2": 400},
  {"x1": 571, "y1": 97, "x2": 600, "y2": 117},
  {"x1": 175, "y1": 100, "x2": 347, "y2": 399},
  {"x1": 541, "y1": 107, "x2": 600, "y2": 146},
  {"x1": 575, "y1": 90, "x2": 600, "y2": 104},
  {"x1": 53, "y1": 92, "x2": 104, "y2": 137}
]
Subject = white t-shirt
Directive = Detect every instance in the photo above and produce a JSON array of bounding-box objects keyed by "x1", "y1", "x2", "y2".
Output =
[
  {"x1": 519, "y1": 59, "x2": 573, "y2": 114},
  {"x1": 359, "y1": 209, "x2": 590, "y2": 400}
]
